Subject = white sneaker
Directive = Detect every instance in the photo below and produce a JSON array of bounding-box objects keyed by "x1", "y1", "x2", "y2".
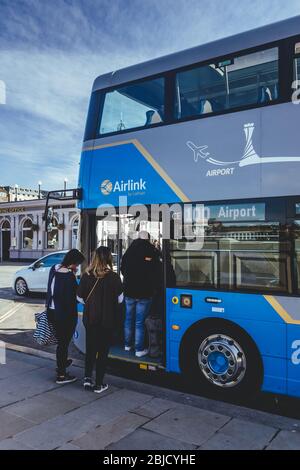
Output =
[
  {"x1": 124, "y1": 346, "x2": 132, "y2": 352},
  {"x1": 135, "y1": 349, "x2": 149, "y2": 358},
  {"x1": 93, "y1": 384, "x2": 109, "y2": 394}
]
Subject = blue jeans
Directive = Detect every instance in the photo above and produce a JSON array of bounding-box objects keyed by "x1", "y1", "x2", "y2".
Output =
[{"x1": 124, "y1": 297, "x2": 152, "y2": 352}]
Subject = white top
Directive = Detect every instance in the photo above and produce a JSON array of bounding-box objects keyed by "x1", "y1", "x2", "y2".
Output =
[{"x1": 50, "y1": 264, "x2": 71, "y2": 309}]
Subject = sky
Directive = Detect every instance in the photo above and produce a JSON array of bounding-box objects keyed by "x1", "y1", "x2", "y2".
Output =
[{"x1": 0, "y1": 0, "x2": 300, "y2": 191}]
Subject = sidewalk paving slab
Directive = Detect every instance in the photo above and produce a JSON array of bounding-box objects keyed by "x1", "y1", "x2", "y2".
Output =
[
  {"x1": 106, "y1": 373, "x2": 300, "y2": 433},
  {"x1": 107, "y1": 428, "x2": 198, "y2": 451},
  {"x1": 46, "y1": 382, "x2": 119, "y2": 405},
  {"x1": 0, "y1": 438, "x2": 34, "y2": 450},
  {"x1": 199, "y1": 418, "x2": 277, "y2": 450},
  {"x1": 213, "y1": 418, "x2": 277, "y2": 446},
  {"x1": 12, "y1": 389, "x2": 154, "y2": 450},
  {"x1": 57, "y1": 443, "x2": 81, "y2": 450},
  {"x1": 72, "y1": 412, "x2": 149, "y2": 450},
  {"x1": 143, "y1": 404, "x2": 231, "y2": 446},
  {"x1": 0, "y1": 367, "x2": 60, "y2": 407},
  {"x1": 199, "y1": 432, "x2": 264, "y2": 450},
  {"x1": 5, "y1": 349, "x2": 54, "y2": 368},
  {"x1": 0, "y1": 410, "x2": 34, "y2": 440},
  {"x1": 266, "y1": 430, "x2": 300, "y2": 450},
  {"x1": 131, "y1": 397, "x2": 176, "y2": 419},
  {"x1": 0, "y1": 358, "x2": 41, "y2": 380},
  {"x1": 3, "y1": 393, "x2": 80, "y2": 424},
  {"x1": 2, "y1": 349, "x2": 300, "y2": 450}
]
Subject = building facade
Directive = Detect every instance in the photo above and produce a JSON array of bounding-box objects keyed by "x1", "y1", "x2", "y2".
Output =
[
  {"x1": 0, "y1": 198, "x2": 79, "y2": 262},
  {"x1": 0, "y1": 186, "x2": 47, "y2": 203}
]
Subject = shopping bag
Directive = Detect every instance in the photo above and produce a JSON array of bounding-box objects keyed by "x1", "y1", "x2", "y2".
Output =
[{"x1": 33, "y1": 311, "x2": 58, "y2": 346}]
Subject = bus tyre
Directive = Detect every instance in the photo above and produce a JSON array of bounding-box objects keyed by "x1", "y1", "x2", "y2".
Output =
[{"x1": 180, "y1": 320, "x2": 263, "y2": 399}]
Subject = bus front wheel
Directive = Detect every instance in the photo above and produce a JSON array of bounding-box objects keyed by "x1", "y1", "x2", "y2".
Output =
[{"x1": 180, "y1": 320, "x2": 263, "y2": 399}]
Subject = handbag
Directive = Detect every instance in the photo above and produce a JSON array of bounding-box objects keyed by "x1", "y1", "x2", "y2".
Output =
[{"x1": 33, "y1": 311, "x2": 58, "y2": 346}]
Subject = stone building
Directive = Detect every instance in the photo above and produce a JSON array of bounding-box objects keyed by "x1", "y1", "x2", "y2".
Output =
[
  {"x1": 0, "y1": 186, "x2": 47, "y2": 203},
  {"x1": 0, "y1": 198, "x2": 79, "y2": 262}
]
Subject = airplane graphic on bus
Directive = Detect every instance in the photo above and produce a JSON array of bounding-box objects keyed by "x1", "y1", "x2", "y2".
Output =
[{"x1": 187, "y1": 123, "x2": 300, "y2": 167}]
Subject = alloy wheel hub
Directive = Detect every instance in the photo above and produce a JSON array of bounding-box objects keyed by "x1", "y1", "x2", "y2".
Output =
[
  {"x1": 16, "y1": 280, "x2": 27, "y2": 294},
  {"x1": 198, "y1": 334, "x2": 246, "y2": 388}
]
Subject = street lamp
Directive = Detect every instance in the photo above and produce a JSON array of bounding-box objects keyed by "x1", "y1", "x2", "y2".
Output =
[
  {"x1": 64, "y1": 178, "x2": 68, "y2": 196},
  {"x1": 14, "y1": 184, "x2": 18, "y2": 202},
  {"x1": 38, "y1": 181, "x2": 42, "y2": 199}
]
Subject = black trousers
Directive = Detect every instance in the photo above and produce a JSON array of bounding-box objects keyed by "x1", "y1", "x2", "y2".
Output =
[
  {"x1": 48, "y1": 310, "x2": 76, "y2": 376},
  {"x1": 85, "y1": 325, "x2": 113, "y2": 386}
]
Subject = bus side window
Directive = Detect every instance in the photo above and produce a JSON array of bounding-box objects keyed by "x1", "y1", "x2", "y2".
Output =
[
  {"x1": 99, "y1": 78, "x2": 165, "y2": 135},
  {"x1": 294, "y1": 220, "x2": 300, "y2": 292},
  {"x1": 294, "y1": 42, "x2": 300, "y2": 84},
  {"x1": 175, "y1": 47, "x2": 279, "y2": 120},
  {"x1": 169, "y1": 219, "x2": 291, "y2": 294}
]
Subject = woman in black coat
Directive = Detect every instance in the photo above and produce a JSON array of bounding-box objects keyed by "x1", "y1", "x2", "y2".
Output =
[
  {"x1": 46, "y1": 249, "x2": 85, "y2": 384},
  {"x1": 77, "y1": 246, "x2": 123, "y2": 394}
]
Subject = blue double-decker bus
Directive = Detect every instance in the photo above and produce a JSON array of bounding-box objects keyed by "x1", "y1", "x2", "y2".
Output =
[{"x1": 74, "y1": 16, "x2": 300, "y2": 399}]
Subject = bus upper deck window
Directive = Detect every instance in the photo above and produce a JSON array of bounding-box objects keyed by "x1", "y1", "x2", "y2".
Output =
[
  {"x1": 175, "y1": 47, "x2": 279, "y2": 120},
  {"x1": 99, "y1": 78, "x2": 165, "y2": 135},
  {"x1": 294, "y1": 43, "x2": 300, "y2": 83},
  {"x1": 293, "y1": 220, "x2": 300, "y2": 293}
]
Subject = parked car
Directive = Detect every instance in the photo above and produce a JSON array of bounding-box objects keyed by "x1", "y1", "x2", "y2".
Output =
[{"x1": 13, "y1": 251, "x2": 67, "y2": 296}]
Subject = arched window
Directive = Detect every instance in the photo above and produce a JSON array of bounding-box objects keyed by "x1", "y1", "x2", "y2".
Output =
[
  {"x1": 1, "y1": 219, "x2": 11, "y2": 261},
  {"x1": 71, "y1": 217, "x2": 79, "y2": 249},
  {"x1": 1, "y1": 220, "x2": 10, "y2": 231},
  {"x1": 47, "y1": 217, "x2": 59, "y2": 250},
  {"x1": 22, "y1": 219, "x2": 33, "y2": 249}
]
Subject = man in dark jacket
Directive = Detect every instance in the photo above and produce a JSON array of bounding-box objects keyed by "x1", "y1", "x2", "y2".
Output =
[{"x1": 121, "y1": 231, "x2": 161, "y2": 357}]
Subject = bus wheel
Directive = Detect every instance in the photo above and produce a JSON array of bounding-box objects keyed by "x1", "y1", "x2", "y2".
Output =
[{"x1": 180, "y1": 321, "x2": 263, "y2": 399}]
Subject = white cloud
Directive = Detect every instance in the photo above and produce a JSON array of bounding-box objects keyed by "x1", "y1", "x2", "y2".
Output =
[
  {"x1": 0, "y1": 48, "x2": 140, "y2": 189},
  {"x1": 0, "y1": 0, "x2": 300, "y2": 189}
]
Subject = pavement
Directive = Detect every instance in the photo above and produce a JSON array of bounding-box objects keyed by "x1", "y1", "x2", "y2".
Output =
[
  {"x1": 1, "y1": 348, "x2": 300, "y2": 450},
  {"x1": 1, "y1": 264, "x2": 90, "y2": 365},
  {"x1": 1, "y1": 262, "x2": 300, "y2": 450},
  {"x1": 0, "y1": 263, "x2": 77, "y2": 357}
]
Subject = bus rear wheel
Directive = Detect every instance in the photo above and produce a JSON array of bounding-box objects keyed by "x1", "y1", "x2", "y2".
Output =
[{"x1": 180, "y1": 320, "x2": 263, "y2": 399}]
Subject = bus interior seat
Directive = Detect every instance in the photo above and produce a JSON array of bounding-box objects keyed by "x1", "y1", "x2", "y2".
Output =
[
  {"x1": 198, "y1": 99, "x2": 213, "y2": 114},
  {"x1": 258, "y1": 86, "x2": 273, "y2": 103},
  {"x1": 198, "y1": 98, "x2": 225, "y2": 114},
  {"x1": 145, "y1": 110, "x2": 163, "y2": 126},
  {"x1": 273, "y1": 83, "x2": 279, "y2": 100},
  {"x1": 210, "y1": 99, "x2": 224, "y2": 112},
  {"x1": 179, "y1": 96, "x2": 197, "y2": 118},
  {"x1": 179, "y1": 95, "x2": 224, "y2": 118}
]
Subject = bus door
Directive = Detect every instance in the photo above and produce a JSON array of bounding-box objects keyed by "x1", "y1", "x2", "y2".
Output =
[
  {"x1": 96, "y1": 214, "x2": 163, "y2": 273},
  {"x1": 95, "y1": 217, "x2": 119, "y2": 271},
  {"x1": 95, "y1": 213, "x2": 164, "y2": 365}
]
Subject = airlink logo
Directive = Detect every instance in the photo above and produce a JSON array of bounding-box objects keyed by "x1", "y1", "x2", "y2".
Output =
[{"x1": 100, "y1": 178, "x2": 146, "y2": 196}]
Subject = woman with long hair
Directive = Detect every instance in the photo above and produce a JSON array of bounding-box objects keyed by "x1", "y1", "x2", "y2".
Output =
[
  {"x1": 46, "y1": 249, "x2": 85, "y2": 384},
  {"x1": 77, "y1": 246, "x2": 123, "y2": 393}
]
